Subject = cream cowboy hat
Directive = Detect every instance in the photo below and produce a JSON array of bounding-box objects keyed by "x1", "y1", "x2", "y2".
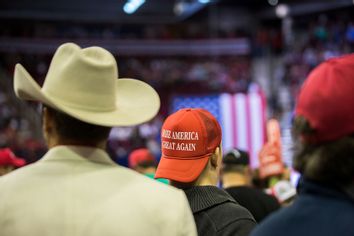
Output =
[{"x1": 14, "y1": 43, "x2": 160, "y2": 127}]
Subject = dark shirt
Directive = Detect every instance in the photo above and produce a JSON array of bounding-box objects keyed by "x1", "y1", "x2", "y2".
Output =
[
  {"x1": 251, "y1": 179, "x2": 354, "y2": 236},
  {"x1": 225, "y1": 186, "x2": 280, "y2": 222},
  {"x1": 184, "y1": 185, "x2": 256, "y2": 236}
]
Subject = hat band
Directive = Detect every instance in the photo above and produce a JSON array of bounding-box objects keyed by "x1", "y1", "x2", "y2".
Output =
[{"x1": 162, "y1": 152, "x2": 213, "y2": 160}]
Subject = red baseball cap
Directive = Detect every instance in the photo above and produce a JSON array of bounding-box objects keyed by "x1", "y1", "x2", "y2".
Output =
[
  {"x1": 295, "y1": 53, "x2": 354, "y2": 143},
  {"x1": 0, "y1": 148, "x2": 26, "y2": 167},
  {"x1": 155, "y1": 108, "x2": 222, "y2": 183},
  {"x1": 128, "y1": 148, "x2": 155, "y2": 168}
]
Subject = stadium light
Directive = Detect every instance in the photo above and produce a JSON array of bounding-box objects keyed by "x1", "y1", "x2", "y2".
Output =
[
  {"x1": 174, "y1": 2, "x2": 186, "y2": 15},
  {"x1": 123, "y1": 0, "x2": 146, "y2": 14},
  {"x1": 198, "y1": 0, "x2": 210, "y2": 3},
  {"x1": 275, "y1": 4, "x2": 289, "y2": 18},
  {"x1": 268, "y1": 0, "x2": 278, "y2": 6}
]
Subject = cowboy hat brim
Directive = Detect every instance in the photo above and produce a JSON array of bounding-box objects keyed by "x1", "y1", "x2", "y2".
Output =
[{"x1": 14, "y1": 64, "x2": 160, "y2": 127}]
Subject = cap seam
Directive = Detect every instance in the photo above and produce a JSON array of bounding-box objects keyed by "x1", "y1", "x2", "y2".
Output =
[
  {"x1": 162, "y1": 153, "x2": 213, "y2": 160},
  {"x1": 190, "y1": 109, "x2": 208, "y2": 152}
]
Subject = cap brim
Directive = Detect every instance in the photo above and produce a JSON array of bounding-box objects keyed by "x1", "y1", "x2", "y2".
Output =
[
  {"x1": 14, "y1": 64, "x2": 160, "y2": 127},
  {"x1": 11, "y1": 158, "x2": 26, "y2": 167},
  {"x1": 155, "y1": 155, "x2": 209, "y2": 183}
]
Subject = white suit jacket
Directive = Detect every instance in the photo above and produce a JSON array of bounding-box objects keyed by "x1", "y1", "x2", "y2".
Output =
[{"x1": 0, "y1": 146, "x2": 197, "y2": 236}]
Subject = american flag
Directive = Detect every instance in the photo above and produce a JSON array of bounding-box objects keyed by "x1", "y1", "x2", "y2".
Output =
[{"x1": 171, "y1": 92, "x2": 266, "y2": 168}]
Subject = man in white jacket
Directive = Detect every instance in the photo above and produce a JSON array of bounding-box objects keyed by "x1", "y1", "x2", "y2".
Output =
[{"x1": 0, "y1": 43, "x2": 197, "y2": 236}]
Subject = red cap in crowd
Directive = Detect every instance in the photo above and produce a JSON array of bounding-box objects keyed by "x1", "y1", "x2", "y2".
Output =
[
  {"x1": 0, "y1": 148, "x2": 26, "y2": 167},
  {"x1": 128, "y1": 148, "x2": 155, "y2": 168},
  {"x1": 155, "y1": 108, "x2": 222, "y2": 183},
  {"x1": 295, "y1": 53, "x2": 354, "y2": 143}
]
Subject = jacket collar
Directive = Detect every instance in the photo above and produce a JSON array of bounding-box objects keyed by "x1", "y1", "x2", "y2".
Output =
[
  {"x1": 40, "y1": 145, "x2": 116, "y2": 165},
  {"x1": 183, "y1": 185, "x2": 236, "y2": 213},
  {"x1": 299, "y1": 178, "x2": 354, "y2": 203}
]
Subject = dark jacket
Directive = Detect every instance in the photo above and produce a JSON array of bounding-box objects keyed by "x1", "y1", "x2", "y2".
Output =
[
  {"x1": 251, "y1": 179, "x2": 354, "y2": 236},
  {"x1": 184, "y1": 185, "x2": 256, "y2": 236},
  {"x1": 225, "y1": 186, "x2": 280, "y2": 223}
]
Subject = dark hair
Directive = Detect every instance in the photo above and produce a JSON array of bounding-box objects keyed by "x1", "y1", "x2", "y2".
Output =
[
  {"x1": 222, "y1": 164, "x2": 247, "y2": 175},
  {"x1": 292, "y1": 116, "x2": 354, "y2": 186},
  {"x1": 45, "y1": 106, "x2": 111, "y2": 143}
]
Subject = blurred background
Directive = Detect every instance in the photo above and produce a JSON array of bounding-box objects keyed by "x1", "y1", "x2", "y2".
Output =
[{"x1": 0, "y1": 0, "x2": 353, "y2": 172}]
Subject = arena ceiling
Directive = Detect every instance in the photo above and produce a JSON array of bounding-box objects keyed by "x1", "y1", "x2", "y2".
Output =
[{"x1": 0, "y1": 0, "x2": 352, "y2": 24}]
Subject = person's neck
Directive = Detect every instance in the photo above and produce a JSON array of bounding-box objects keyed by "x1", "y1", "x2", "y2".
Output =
[
  {"x1": 195, "y1": 178, "x2": 216, "y2": 187},
  {"x1": 222, "y1": 173, "x2": 248, "y2": 188},
  {"x1": 47, "y1": 137, "x2": 107, "y2": 150},
  {"x1": 195, "y1": 171, "x2": 218, "y2": 187},
  {"x1": 171, "y1": 171, "x2": 217, "y2": 190}
]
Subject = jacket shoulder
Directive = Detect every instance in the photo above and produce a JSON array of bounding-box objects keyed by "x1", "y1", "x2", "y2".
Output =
[{"x1": 199, "y1": 201, "x2": 256, "y2": 235}]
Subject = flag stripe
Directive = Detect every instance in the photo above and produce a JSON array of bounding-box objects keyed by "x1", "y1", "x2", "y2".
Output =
[
  {"x1": 245, "y1": 95, "x2": 253, "y2": 166},
  {"x1": 230, "y1": 94, "x2": 238, "y2": 149},
  {"x1": 235, "y1": 94, "x2": 248, "y2": 151},
  {"x1": 219, "y1": 94, "x2": 233, "y2": 152},
  {"x1": 249, "y1": 93, "x2": 264, "y2": 168}
]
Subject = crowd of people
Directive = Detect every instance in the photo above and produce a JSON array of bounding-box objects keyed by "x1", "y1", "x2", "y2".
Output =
[
  {"x1": 0, "y1": 84, "x2": 46, "y2": 164},
  {"x1": 0, "y1": 53, "x2": 251, "y2": 93},
  {"x1": 1, "y1": 10, "x2": 354, "y2": 170},
  {"x1": 121, "y1": 56, "x2": 251, "y2": 92},
  {"x1": 0, "y1": 42, "x2": 353, "y2": 235},
  {"x1": 0, "y1": 53, "x2": 251, "y2": 165},
  {"x1": 278, "y1": 13, "x2": 354, "y2": 110}
]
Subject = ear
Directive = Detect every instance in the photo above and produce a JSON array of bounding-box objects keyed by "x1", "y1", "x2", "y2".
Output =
[{"x1": 210, "y1": 146, "x2": 221, "y2": 168}]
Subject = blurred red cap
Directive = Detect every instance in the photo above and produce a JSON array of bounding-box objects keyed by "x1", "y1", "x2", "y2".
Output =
[
  {"x1": 128, "y1": 148, "x2": 155, "y2": 168},
  {"x1": 296, "y1": 54, "x2": 354, "y2": 143},
  {"x1": 0, "y1": 148, "x2": 26, "y2": 167}
]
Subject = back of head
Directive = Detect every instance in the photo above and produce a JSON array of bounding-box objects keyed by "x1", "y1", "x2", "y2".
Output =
[
  {"x1": 222, "y1": 148, "x2": 250, "y2": 174},
  {"x1": 155, "y1": 108, "x2": 222, "y2": 187},
  {"x1": 222, "y1": 148, "x2": 251, "y2": 188},
  {"x1": 45, "y1": 106, "x2": 111, "y2": 144},
  {"x1": 293, "y1": 54, "x2": 354, "y2": 187}
]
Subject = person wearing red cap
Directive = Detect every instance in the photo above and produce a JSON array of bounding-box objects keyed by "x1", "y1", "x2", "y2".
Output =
[
  {"x1": 155, "y1": 108, "x2": 256, "y2": 236},
  {"x1": 251, "y1": 54, "x2": 354, "y2": 236},
  {"x1": 128, "y1": 148, "x2": 168, "y2": 184},
  {"x1": 0, "y1": 148, "x2": 26, "y2": 176}
]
